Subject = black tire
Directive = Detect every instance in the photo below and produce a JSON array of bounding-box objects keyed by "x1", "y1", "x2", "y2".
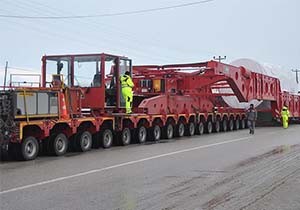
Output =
[
  {"x1": 50, "y1": 133, "x2": 68, "y2": 156},
  {"x1": 20, "y1": 136, "x2": 39, "y2": 160},
  {"x1": 176, "y1": 122, "x2": 185, "y2": 137},
  {"x1": 240, "y1": 118, "x2": 246, "y2": 129},
  {"x1": 162, "y1": 124, "x2": 174, "y2": 139},
  {"x1": 0, "y1": 143, "x2": 10, "y2": 161},
  {"x1": 41, "y1": 136, "x2": 51, "y2": 154},
  {"x1": 148, "y1": 125, "x2": 161, "y2": 142},
  {"x1": 137, "y1": 126, "x2": 147, "y2": 144},
  {"x1": 197, "y1": 121, "x2": 204, "y2": 135},
  {"x1": 121, "y1": 128, "x2": 131, "y2": 146},
  {"x1": 214, "y1": 120, "x2": 220, "y2": 133},
  {"x1": 76, "y1": 131, "x2": 92, "y2": 152},
  {"x1": 228, "y1": 119, "x2": 234, "y2": 131},
  {"x1": 222, "y1": 119, "x2": 228, "y2": 132},
  {"x1": 244, "y1": 118, "x2": 249, "y2": 128},
  {"x1": 7, "y1": 143, "x2": 18, "y2": 160},
  {"x1": 235, "y1": 119, "x2": 240, "y2": 130},
  {"x1": 186, "y1": 122, "x2": 195, "y2": 136},
  {"x1": 92, "y1": 132, "x2": 101, "y2": 149},
  {"x1": 100, "y1": 129, "x2": 113, "y2": 148},
  {"x1": 206, "y1": 121, "x2": 213, "y2": 134}
]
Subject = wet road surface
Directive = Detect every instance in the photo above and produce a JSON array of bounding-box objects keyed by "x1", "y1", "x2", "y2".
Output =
[{"x1": 1, "y1": 125, "x2": 300, "y2": 210}]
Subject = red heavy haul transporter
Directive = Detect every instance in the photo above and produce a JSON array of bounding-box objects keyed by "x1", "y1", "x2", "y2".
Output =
[{"x1": 0, "y1": 53, "x2": 299, "y2": 160}]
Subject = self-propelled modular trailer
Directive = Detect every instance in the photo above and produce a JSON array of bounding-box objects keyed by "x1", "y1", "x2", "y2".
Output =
[{"x1": 0, "y1": 53, "x2": 299, "y2": 160}]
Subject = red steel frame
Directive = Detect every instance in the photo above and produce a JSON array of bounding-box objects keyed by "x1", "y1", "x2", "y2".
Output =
[
  {"x1": 133, "y1": 60, "x2": 300, "y2": 119},
  {"x1": 1, "y1": 53, "x2": 299, "y2": 161},
  {"x1": 9, "y1": 57, "x2": 300, "y2": 143}
]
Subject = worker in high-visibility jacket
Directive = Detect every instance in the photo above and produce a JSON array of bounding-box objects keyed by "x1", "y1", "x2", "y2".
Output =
[
  {"x1": 281, "y1": 105, "x2": 290, "y2": 129},
  {"x1": 120, "y1": 71, "x2": 134, "y2": 114}
]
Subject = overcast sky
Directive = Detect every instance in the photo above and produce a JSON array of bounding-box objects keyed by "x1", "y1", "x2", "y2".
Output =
[{"x1": 0, "y1": 0, "x2": 299, "y2": 75}]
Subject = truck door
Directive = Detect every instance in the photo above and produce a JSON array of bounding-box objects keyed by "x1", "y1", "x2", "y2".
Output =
[{"x1": 119, "y1": 58, "x2": 132, "y2": 108}]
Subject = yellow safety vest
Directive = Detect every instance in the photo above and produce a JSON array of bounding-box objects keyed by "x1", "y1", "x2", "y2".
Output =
[
  {"x1": 281, "y1": 106, "x2": 290, "y2": 117},
  {"x1": 120, "y1": 75, "x2": 134, "y2": 88}
]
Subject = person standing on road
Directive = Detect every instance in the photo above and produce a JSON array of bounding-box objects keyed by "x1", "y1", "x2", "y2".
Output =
[
  {"x1": 120, "y1": 71, "x2": 134, "y2": 114},
  {"x1": 247, "y1": 103, "x2": 257, "y2": 134},
  {"x1": 281, "y1": 105, "x2": 290, "y2": 129}
]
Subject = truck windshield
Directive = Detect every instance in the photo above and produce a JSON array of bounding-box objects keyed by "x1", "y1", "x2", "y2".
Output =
[
  {"x1": 45, "y1": 57, "x2": 71, "y2": 87},
  {"x1": 45, "y1": 55, "x2": 102, "y2": 87},
  {"x1": 74, "y1": 56, "x2": 101, "y2": 87}
]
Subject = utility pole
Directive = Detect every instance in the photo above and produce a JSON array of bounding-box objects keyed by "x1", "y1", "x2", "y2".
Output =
[
  {"x1": 213, "y1": 56, "x2": 226, "y2": 63},
  {"x1": 291, "y1": 69, "x2": 300, "y2": 84},
  {"x1": 3, "y1": 61, "x2": 8, "y2": 90}
]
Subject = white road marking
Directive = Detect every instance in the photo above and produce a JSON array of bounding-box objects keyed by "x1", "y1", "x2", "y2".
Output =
[{"x1": 0, "y1": 136, "x2": 252, "y2": 195}]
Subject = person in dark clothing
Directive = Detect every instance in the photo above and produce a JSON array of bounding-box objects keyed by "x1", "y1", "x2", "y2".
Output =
[{"x1": 246, "y1": 103, "x2": 257, "y2": 134}]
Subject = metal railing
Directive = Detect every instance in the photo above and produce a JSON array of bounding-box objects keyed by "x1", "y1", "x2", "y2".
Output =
[{"x1": 9, "y1": 74, "x2": 41, "y2": 88}]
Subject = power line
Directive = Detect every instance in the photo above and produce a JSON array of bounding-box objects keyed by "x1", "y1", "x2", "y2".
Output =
[
  {"x1": 3, "y1": 0, "x2": 182, "y2": 63},
  {"x1": 0, "y1": 0, "x2": 216, "y2": 65},
  {"x1": 0, "y1": 0, "x2": 214, "y2": 19},
  {"x1": 1, "y1": 0, "x2": 216, "y2": 63},
  {"x1": 6, "y1": 66, "x2": 39, "y2": 72}
]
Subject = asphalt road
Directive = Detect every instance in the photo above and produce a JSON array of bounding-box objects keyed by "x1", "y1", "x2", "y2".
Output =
[{"x1": 1, "y1": 125, "x2": 300, "y2": 210}]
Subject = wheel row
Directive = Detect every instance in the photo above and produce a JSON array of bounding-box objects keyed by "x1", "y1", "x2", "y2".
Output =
[
  {"x1": 124, "y1": 117, "x2": 247, "y2": 145},
  {"x1": 8, "y1": 118, "x2": 247, "y2": 161},
  {"x1": 8, "y1": 128, "x2": 114, "y2": 161}
]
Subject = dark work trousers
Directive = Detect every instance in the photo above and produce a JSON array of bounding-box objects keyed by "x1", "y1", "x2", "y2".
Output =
[{"x1": 248, "y1": 120, "x2": 255, "y2": 134}]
